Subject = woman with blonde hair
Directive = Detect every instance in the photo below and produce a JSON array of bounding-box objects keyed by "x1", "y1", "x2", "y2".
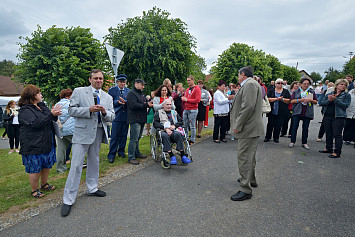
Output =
[
  {"x1": 319, "y1": 79, "x2": 351, "y2": 158},
  {"x1": 3, "y1": 100, "x2": 20, "y2": 153}
]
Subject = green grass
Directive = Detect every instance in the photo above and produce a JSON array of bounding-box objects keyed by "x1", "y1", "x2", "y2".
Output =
[{"x1": 0, "y1": 126, "x2": 212, "y2": 213}]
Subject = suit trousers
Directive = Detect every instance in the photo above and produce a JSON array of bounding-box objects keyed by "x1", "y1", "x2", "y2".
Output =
[
  {"x1": 108, "y1": 120, "x2": 129, "y2": 159},
  {"x1": 56, "y1": 135, "x2": 72, "y2": 173},
  {"x1": 63, "y1": 127, "x2": 104, "y2": 205},
  {"x1": 237, "y1": 137, "x2": 259, "y2": 194}
]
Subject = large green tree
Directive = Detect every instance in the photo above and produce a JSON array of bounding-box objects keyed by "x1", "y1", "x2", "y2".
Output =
[
  {"x1": 104, "y1": 7, "x2": 205, "y2": 92},
  {"x1": 343, "y1": 58, "x2": 355, "y2": 77},
  {"x1": 310, "y1": 71, "x2": 323, "y2": 83},
  {"x1": 281, "y1": 65, "x2": 301, "y2": 83},
  {"x1": 323, "y1": 67, "x2": 344, "y2": 83},
  {"x1": 0, "y1": 59, "x2": 16, "y2": 76},
  {"x1": 15, "y1": 25, "x2": 104, "y2": 103}
]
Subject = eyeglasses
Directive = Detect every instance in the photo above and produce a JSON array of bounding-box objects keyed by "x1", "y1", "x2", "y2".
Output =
[{"x1": 276, "y1": 82, "x2": 283, "y2": 84}]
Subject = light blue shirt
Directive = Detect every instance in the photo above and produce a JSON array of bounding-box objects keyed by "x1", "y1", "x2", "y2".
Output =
[{"x1": 241, "y1": 78, "x2": 250, "y2": 87}]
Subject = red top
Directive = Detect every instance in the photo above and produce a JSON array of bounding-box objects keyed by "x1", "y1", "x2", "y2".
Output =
[
  {"x1": 159, "y1": 97, "x2": 165, "y2": 104},
  {"x1": 183, "y1": 85, "x2": 201, "y2": 110}
]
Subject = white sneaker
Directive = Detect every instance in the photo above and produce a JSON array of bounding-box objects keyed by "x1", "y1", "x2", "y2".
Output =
[
  {"x1": 288, "y1": 143, "x2": 294, "y2": 148},
  {"x1": 302, "y1": 144, "x2": 310, "y2": 150},
  {"x1": 204, "y1": 126, "x2": 208, "y2": 128},
  {"x1": 8, "y1": 150, "x2": 14, "y2": 154}
]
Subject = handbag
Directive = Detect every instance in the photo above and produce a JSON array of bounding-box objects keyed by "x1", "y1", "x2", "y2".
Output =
[
  {"x1": 56, "y1": 116, "x2": 70, "y2": 129},
  {"x1": 262, "y1": 95, "x2": 271, "y2": 114}
]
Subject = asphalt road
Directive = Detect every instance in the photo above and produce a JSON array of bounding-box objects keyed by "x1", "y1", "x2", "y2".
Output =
[{"x1": 2, "y1": 106, "x2": 354, "y2": 236}]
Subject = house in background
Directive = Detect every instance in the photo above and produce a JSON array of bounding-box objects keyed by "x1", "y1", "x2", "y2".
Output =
[{"x1": 299, "y1": 70, "x2": 313, "y2": 82}]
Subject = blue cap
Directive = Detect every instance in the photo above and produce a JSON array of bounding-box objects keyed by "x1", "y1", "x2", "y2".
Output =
[{"x1": 116, "y1": 74, "x2": 127, "y2": 81}]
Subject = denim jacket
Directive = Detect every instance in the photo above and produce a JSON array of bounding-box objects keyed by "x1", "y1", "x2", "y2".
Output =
[{"x1": 318, "y1": 91, "x2": 351, "y2": 118}]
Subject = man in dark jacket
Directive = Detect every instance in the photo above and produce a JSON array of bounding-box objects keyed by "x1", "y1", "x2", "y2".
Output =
[{"x1": 127, "y1": 79, "x2": 153, "y2": 165}]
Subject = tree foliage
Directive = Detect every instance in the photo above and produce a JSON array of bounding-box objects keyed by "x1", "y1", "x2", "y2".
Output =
[
  {"x1": 323, "y1": 67, "x2": 344, "y2": 83},
  {"x1": 15, "y1": 25, "x2": 104, "y2": 103},
  {"x1": 104, "y1": 7, "x2": 205, "y2": 92},
  {"x1": 310, "y1": 71, "x2": 323, "y2": 83},
  {"x1": 0, "y1": 60, "x2": 16, "y2": 76},
  {"x1": 281, "y1": 65, "x2": 301, "y2": 83},
  {"x1": 343, "y1": 58, "x2": 355, "y2": 77}
]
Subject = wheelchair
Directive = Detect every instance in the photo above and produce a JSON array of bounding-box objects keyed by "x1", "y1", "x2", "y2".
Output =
[{"x1": 150, "y1": 127, "x2": 192, "y2": 169}]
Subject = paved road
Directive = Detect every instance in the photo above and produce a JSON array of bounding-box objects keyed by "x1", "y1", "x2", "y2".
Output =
[{"x1": 2, "y1": 107, "x2": 354, "y2": 236}]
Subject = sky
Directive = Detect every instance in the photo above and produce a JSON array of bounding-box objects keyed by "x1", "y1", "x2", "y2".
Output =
[{"x1": 1, "y1": 0, "x2": 354, "y2": 77}]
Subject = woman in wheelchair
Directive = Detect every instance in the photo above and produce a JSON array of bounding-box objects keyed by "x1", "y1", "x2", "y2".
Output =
[{"x1": 153, "y1": 99, "x2": 191, "y2": 165}]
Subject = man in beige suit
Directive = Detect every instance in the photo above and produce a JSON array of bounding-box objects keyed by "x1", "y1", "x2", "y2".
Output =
[{"x1": 229, "y1": 66, "x2": 264, "y2": 201}]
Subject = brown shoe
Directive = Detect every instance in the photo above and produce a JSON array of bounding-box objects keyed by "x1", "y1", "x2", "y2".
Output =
[{"x1": 129, "y1": 159, "x2": 140, "y2": 165}]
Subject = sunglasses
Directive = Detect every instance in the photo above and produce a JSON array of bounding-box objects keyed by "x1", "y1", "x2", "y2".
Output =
[{"x1": 276, "y1": 82, "x2": 283, "y2": 84}]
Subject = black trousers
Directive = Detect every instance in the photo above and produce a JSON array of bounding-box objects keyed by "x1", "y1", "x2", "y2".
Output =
[
  {"x1": 281, "y1": 111, "x2": 292, "y2": 136},
  {"x1": 343, "y1": 118, "x2": 355, "y2": 142},
  {"x1": 213, "y1": 115, "x2": 228, "y2": 140},
  {"x1": 318, "y1": 120, "x2": 326, "y2": 139},
  {"x1": 323, "y1": 116, "x2": 345, "y2": 154},
  {"x1": 265, "y1": 113, "x2": 286, "y2": 140},
  {"x1": 161, "y1": 131, "x2": 184, "y2": 152},
  {"x1": 7, "y1": 124, "x2": 20, "y2": 149}
]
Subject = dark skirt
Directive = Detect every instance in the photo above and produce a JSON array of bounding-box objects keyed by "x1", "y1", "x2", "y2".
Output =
[
  {"x1": 197, "y1": 103, "x2": 206, "y2": 121},
  {"x1": 22, "y1": 143, "x2": 56, "y2": 173}
]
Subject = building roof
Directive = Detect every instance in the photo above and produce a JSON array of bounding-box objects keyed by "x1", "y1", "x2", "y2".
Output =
[{"x1": 0, "y1": 76, "x2": 24, "y2": 96}]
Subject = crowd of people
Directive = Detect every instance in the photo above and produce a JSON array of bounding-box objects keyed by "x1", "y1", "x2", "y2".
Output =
[{"x1": 4, "y1": 67, "x2": 354, "y2": 216}]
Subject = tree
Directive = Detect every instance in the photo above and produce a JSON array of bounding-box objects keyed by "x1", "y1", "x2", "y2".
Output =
[
  {"x1": 323, "y1": 67, "x2": 344, "y2": 83},
  {"x1": 15, "y1": 25, "x2": 104, "y2": 103},
  {"x1": 281, "y1": 64, "x2": 301, "y2": 83},
  {"x1": 0, "y1": 60, "x2": 16, "y2": 76},
  {"x1": 104, "y1": 7, "x2": 205, "y2": 92},
  {"x1": 309, "y1": 71, "x2": 323, "y2": 83},
  {"x1": 210, "y1": 43, "x2": 283, "y2": 87},
  {"x1": 343, "y1": 58, "x2": 355, "y2": 77}
]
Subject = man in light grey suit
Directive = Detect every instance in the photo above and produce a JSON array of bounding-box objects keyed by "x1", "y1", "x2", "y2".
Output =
[
  {"x1": 61, "y1": 69, "x2": 115, "y2": 216},
  {"x1": 229, "y1": 66, "x2": 264, "y2": 201}
]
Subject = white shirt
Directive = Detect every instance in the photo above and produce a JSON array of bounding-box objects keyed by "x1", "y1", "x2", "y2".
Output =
[
  {"x1": 90, "y1": 86, "x2": 101, "y2": 97},
  {"x1": 241, "y1": 78, "x2": 250, "y2": 87},
  {"x1": 213, "y1": 89, "x2": 230, "y2": 114}
]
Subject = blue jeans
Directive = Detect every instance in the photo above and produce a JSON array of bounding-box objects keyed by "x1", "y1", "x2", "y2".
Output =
[
  {"x1": 183, "y1": 109, "x2": 198, "y2": 142},
  {"x1": 128, "y1": 123, "x2": 144, "y2": 161},
  {"x1": 291, "y1": 116, "x2": 311, "y2": 144}
]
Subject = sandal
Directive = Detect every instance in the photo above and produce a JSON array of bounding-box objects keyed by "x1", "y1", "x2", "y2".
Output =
[
  {"x1": 31, "y1": 189, "x2": 45, "y2": 198},
  {"x1": 41, "y1": 183, "x2": 55, "y2": 191}
]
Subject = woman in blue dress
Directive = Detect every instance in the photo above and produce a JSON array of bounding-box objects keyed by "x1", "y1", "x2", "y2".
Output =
[{"x1": 18, "y1": 85, "x2": 62, "y2": 198}]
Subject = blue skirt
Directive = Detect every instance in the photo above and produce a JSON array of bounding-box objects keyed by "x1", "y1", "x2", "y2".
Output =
[{"x1": 22, "y1": 143, "x2": 57, "y2": 173}]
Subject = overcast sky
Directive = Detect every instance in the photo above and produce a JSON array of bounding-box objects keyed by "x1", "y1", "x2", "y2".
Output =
[{"x1": 1, "y1": 0, "x2": 354, "y2": 77}]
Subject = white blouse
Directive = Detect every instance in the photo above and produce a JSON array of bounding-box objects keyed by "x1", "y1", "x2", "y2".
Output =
[{"x1": 213, "y1": 90, "x2": 230, "y2": 115}]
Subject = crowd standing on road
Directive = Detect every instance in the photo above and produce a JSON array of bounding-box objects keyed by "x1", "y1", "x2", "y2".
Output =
[{"x1": 9, "y1": 66, "x2": 354, "y2": 217}]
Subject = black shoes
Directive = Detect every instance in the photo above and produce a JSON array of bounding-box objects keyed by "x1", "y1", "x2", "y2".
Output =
[
  {"x1": 237, "y1": 178, "x2": 258, "y2": 188},
  {"x1": 136, "y1": 154, "x2": 147, "y2": 159},
  {"x1": 189, "y1": 140, "x2": 194, "y2": 145},
  {"x1": 230, "y1": 191, "x2": 252, "y2": 201},
  {"x1": 108, "y1": 158, "x2": 114, "y2": 163},
  {"x1": 264, "y1": 138, "x2": 269, "y2": 142},
  {"x1": 214, "y1": 140, "x2": 221, "y2": 143},
  {"x1": 119, "y1": 154, "x2": 126, "y2": 158},
  {"x1": 221, "y1": 140, "x2": 227, "y2": 143},
  {"x1": 88, "y1": 190, "x2": 106, "y2": 197},
  {"x1": 329, "y1": 154, "x2": 341, "y2": 158},
  {"x1": 129, "y1": 159, "x2": 140, "y2": 165},
  {"x1": 61, "y1": 204, "x2": 72, "y2": 217},
  {"x1": 274, "y1": 139, "x2": 279, "y2": 143},
  {"x1": 319, "y1": 150, "x2": 333, "y2": 153}
]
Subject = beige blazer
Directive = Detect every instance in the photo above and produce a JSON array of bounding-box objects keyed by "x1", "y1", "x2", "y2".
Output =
[{"x1": 230, "y1": 78, "x2": 265, "y2": 139}]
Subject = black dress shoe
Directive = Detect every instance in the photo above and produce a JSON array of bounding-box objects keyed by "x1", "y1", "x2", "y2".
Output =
[
  {"x1": 108, "y1": 158, "x2": 114, "y2": 163},
  {"x1": 88, "y1": 190, "x2": 106, "y2": 197},
  {"x1": 319, "y1": 150, "x2": 333, "y2": 153},
  {"x1": 129, "y1": 159, "x2": 140, "y2": 165},
  {"x1": 237, "y1": 178, "x2": 258, "y2": 188},
  {"x1": 329, "y1": 154, "x2": 341, "y2": 158},
  {"x1": 221, "y1": 140, "x2": 227, "y2": 143},
  {"x1": 274, "y1": 139, "x2": 279, "y2": 143},
  {"x1": 61, "y1": 204, "x2": 72, "y2": 217},
  {"x1": 264, "y1": 138, "x2": 270, "y2": 142},
  {"x1": 136, "y1": 154, "x2": 147, "y2": 159},
  {"x1": 230, "y1": 191, "x2": 252, "y2": 201},
  {"x1": 214, "y1": 140, "x2": 221, "y2": 143}
]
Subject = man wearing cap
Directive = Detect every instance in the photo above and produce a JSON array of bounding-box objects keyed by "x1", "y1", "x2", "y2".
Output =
[
  {"x1": 107, "y1": 74, "x2": 130, "y2": 163},
  {"x1": 127, "y1": 79, "x2": 153, "y2": 165}
]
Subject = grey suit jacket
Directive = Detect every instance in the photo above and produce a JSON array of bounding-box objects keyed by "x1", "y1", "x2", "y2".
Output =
[
  {"x1": 230, "y1": 78, "x2": 264, "y2": 139},
  {"x1": 69, "y1": 86, "x2": 115, "y2": 144}
]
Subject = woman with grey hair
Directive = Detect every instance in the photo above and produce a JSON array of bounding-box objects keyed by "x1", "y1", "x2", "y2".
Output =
[{"x1": 319, "y1": 79, "x2": 351, "y2": 158}]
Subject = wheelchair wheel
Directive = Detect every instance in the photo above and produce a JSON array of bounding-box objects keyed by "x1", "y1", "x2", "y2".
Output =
[
  {"x1": 161, "y1": 155, "x2": 171, "y2": 169},
  {"x1": 150, "y1": 134, "x2": 161, "y2": 162},
  {"x1": 183, "y1": 138, "x2": 192, "y2": 161}
]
